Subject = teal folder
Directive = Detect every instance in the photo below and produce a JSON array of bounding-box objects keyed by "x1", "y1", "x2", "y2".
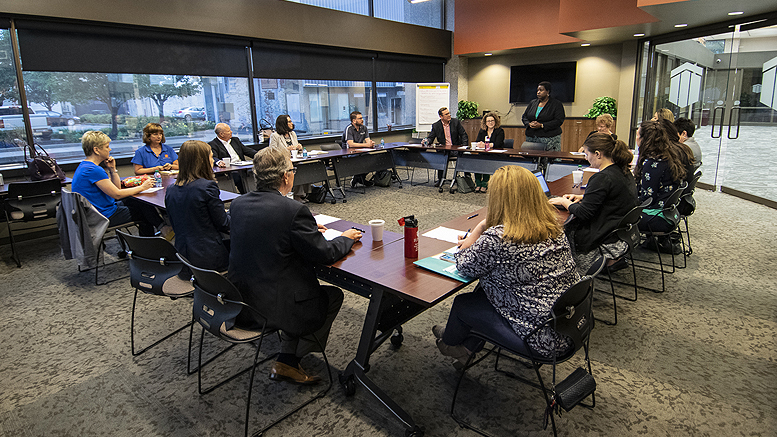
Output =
[{"x1": 413, "y1": 256, "x2": 473, "y2": 283}]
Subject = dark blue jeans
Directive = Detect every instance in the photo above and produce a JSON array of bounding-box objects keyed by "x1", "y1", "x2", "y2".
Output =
[
  {"x1": 442, "y1": 285, "x2": 530, "y2": 355},
  {"x1": 108, "y1": 198, "x2": 163, "y2": 236}
]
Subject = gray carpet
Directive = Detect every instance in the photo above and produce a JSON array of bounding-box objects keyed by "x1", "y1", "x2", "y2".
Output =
[{"x1": 0, "y1": 180, "x2": 775, "y2": 436}]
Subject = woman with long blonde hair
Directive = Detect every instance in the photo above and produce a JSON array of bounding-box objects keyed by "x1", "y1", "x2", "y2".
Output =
[{"x1": 433, "y1": 165, "x2": 580, "y2": 368}]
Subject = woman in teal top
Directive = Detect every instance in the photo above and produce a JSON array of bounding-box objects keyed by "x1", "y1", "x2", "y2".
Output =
[
  {"x1": 132, "y1": 123, "x2": 179, "y2": 175},
  {"x1": 521, "y1": 81, "x2": 566, "y2": 151}
]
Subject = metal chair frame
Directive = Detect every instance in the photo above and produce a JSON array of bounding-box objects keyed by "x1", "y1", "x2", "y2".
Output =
[{"x1": 2, "y1": 179, "x2": 62, "y2": 267}]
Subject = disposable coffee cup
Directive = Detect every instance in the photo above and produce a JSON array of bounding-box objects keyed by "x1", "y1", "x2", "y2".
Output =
[
  {"x1": 291, "y1": 150, "x2": 298, "y2": 159},
  {"x1": 572, "y1": 170, "x2": 584, "y2": 184},
  {"x1": 222, "y1": 157, "x2": 231, "y2": 166},
  {"x1": 470, "y1": 142, "x2": 477, "y2": 150},
  {"x1": 369, "y1": 219, "x2": 385, "y2": 241}
]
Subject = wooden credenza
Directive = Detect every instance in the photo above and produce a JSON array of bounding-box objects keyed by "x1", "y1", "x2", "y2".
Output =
[{"x1": 460, "y1": 117, "x2": 612, "y2": 153}]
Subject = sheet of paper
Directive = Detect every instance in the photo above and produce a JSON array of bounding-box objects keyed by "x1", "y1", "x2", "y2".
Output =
[
  {"x1": 322, "y1": 229, "x2": 343, "y2": 241},
  {"x1": 315, "y1": 214, "x2": 341, "y2": 225},
  {"x1": 140, "y1": 187, "x2": 164, "y2": 193},
  {"x1": 308, "y1": 150, "x2": 328, "y2": 155},
  {"x1": 422, "y1": 226, "x2": 466, "y2": 244},
  {"x1": 231, "y1": 160, "x2": 253, "y2": 166},
  {"x1": 570, "y1": 152, "x2": 586, "y2": 156},
  {"x1": 487, "y1": 149, "x2": 507, "y2": 153},
  {"x1": 350, "y1": 148, "x2": 372, "y2": 153}
]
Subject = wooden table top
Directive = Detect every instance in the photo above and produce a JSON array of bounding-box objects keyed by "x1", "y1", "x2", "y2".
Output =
[
  {"x1": 132, "y1": 175, "x2": 239, "y2": 209},
  {"x1": 398, "y1": 143, "x2": 587, "y2": 162}
]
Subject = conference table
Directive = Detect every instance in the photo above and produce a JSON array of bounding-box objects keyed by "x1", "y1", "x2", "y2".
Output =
[
  {"x1": 315, "y1": 173, "x2": 583, "y2": 435},
  {"x1": 131, "y1": 174, "x2": 239, "y2": 208}
]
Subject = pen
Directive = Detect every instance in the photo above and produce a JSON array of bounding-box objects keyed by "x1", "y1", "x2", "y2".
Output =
[
  {"x1": 467, "y1": 213, "x2": 479, "y2": 220},
  {"x1": 462, "y1": 228, "x2": 471, "y2": 240},
  {"x1": 351, "y1": 226, "x2": 365, "y2": 233}
]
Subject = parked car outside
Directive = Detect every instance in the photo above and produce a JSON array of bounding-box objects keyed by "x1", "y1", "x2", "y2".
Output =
[
  {"x1": 0, "y1": 106, "x2": 53, "y2": 139},
  {"x1": 172, "y1": 106, "x2": 207, "y2": 122},
  {"x1": 36, "y1": 110, "x2": 81, "y2": 126}
]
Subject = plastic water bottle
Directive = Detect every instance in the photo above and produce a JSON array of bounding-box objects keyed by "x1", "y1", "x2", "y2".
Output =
[
  {"x1": 302, "y1": 147, "x2": 308, "y2": 158},
  {"x1": 380, "y1": 138, "x2": 385, "y2": 149},
  {"x1": 154, "y1": 170, "x2": 162, "y2": 187}
]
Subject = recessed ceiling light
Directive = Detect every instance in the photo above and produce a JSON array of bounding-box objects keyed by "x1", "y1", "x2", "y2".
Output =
[
  {"x1": 675, "y1": 23, "x2": 688, "y2": 28},
  {"x1": 728, "y1": 11, "x2": 744, "y2": 15},
  {"x1": 484, "y1": 53, "x2": 492, "y2": 56},
  {"x1": 634, "y1": 33, "x2": 645, "y2": 37},
  {"x1": 581, "y1": 43, "x2": 591, "y2": 47}
]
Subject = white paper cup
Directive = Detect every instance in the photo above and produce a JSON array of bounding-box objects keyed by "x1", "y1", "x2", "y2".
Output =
[
  {"x1": 291, "y1": 150, "x2": 298, "y2": 159},
  {"x1": 572, "y1": 170, "x2": 584, "y2": 184},
  {"x1": 222, "y1": 157, "x2": 231, "y2": 166},
  {"x1": 470, "y1": 142, "x2": 478, "y2": 150},
  {"x1": 369, "y1": 219, "x2": 385, "y2": 241}
]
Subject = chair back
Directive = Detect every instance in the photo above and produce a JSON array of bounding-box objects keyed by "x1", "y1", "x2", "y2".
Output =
[
  {"x1": 117, "y1": 230, "x2": 185, "y2": 297},
  {"x1": 5, "y1": 179, "x2": 61, "y2": 221},
  {"x1": 504, "y1": 138, "x2": 515, "y2": 149},
  {"x1": 660, "y1": 182, "x2": 688, "y2": 226},
  {"x1": 520, "y1": 141, "x2": 545, "y2": 151},
  {"x1": 178, "y1": 254, "x2": 268, "y2": 341},
  {"x1": 678, "y1": 171, "x2": 701, "y2": 217},
  {"x1": 408, "y1": 138, "x2": 423, "y2": 144},
  {"x1": 320, "y1": 143, "x2": 342, "y2": 151},
  {"x1": 551, "y1": 276, "x2": 595, "y2": 352}
]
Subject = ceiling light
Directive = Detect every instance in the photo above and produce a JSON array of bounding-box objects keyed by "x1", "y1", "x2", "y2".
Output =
[
  {"x1": 407, "y1": 0, "x2": 431, "y2": 3},
  {"x1": 728, "y1": 11, "x2": 744, "y2": 15},
  {"x1": 675, "y1": 23, "x2": 688, "y2": 28},
  {"x1": 634, "y1": 33, "x2": 645, "y2": 37},
  {"x1": 484, "y1": 53, "x2": 493, "y2": 56},
  {"x1": 581, "y1": 43, "x2": 591, "y2": 47}
]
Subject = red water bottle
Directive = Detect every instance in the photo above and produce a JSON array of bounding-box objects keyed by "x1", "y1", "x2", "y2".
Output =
[{"x1": 399, "y1": 215, "x2": 419, "y2": 258}]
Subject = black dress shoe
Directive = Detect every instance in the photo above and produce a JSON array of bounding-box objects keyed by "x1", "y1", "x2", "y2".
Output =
[{"x1": 269, "y1": 361, "x2": 321, "y2": 385}]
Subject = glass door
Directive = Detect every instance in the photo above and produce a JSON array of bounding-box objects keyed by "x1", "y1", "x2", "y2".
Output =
[{"x1": 638, "y1": 22, "x2": 777, "y2": 204}]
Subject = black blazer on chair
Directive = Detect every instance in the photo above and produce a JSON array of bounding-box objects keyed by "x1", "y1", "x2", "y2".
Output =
[
  {"x1": 228, "y1": 188, "x2": 355, "y2": 335},
  {"x1": 208, "y1": 137, "x2": 257, "y2": 163}
]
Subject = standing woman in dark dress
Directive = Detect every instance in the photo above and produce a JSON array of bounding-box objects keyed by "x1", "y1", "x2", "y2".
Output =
[
  {"x1": 165, "y1": 140, "x2": 230, "y2": 275},
  {"x1": 473, "y1": 112, "x2": 505, "y2": 193},
  {"x1": 522, "y1": 81, "x2": 566, "y2": 151},
  {"x1": 550, "y1": 133, "x2": 637, "y2": 273}
]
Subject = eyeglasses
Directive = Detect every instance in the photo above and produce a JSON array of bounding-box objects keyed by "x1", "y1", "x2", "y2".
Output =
[{"x1": 286, "y1": 167, "x2": 297, "y2": 174}]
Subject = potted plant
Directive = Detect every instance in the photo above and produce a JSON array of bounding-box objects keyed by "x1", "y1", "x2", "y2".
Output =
[
  {"x1": 457, "y1": 100, "x2": 479, "y2": 120},
  {"x1": 585, "y1": 97, "x2": 617, "y2": 118}
]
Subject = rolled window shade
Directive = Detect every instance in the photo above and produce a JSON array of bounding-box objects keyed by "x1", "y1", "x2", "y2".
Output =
[
  {"x1": 252, "y1": 41, "x2": 373, "y2": 81},
  {"x1": 16, "y1": 21, "x2": 249, "y2": 77},
  {"x1": 375, "y1": 53, "x2": 444, "y2": 83}
]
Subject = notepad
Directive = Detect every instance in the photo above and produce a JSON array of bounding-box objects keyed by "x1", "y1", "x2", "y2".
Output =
[
  {"x1": 140, "y1": 187, "x2": 164, "y2": 193},
  {"x1": 322, "y1": 229, "x2": 343, "y2": 241},
  {"x1": 414, "y1": 247, "x2": 472, "y2": 283},
  {"x1": 422, "y1": 226, "x2": 467, "y2": 244},
  {"x1": 315, "y1": 214, "x2": 341, "y2": 226}
]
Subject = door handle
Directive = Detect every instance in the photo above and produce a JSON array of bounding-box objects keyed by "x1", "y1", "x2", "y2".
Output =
[
  {"x1": 727, "y1": 106, "x2": 741, "y2": 139},
  {"x1": 711, "y1": 106, "x2": 724, "y2": 138}
]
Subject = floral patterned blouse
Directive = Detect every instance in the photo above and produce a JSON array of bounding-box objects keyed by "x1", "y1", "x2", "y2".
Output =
[
  {"x1": 455, "y1": 225, "x2": 581, "y2": 357},
  {"x1": 638, "y1": 157, "x2": 681, "y2": 210}
]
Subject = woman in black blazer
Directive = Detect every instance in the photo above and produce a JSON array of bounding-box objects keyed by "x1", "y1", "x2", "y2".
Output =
[
  {"x1": 473, "y1": 112, "x2": 505, "y2": 192},
  {"x1": 165, "y1": 140, "x2": 230, "y2": 276},
  {"x1": 521, "y1": 81, "x2": 566, "y2": 151}
]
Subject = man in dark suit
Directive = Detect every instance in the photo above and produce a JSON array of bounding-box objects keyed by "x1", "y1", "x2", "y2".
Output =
[
  {"x1": 228, "y1": 147, "x2": 362, "y2": 384},
  {"x1": 208, "y1": 123, "x2": 258, "y2": 194},
  {"x1": 424, "y1": 107, "x2": 469, "y2": 185}
]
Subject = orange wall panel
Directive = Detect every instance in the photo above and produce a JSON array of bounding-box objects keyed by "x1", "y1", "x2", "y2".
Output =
[{"x1": 558, "y1": 0, "x2": 658, "y2": 33}]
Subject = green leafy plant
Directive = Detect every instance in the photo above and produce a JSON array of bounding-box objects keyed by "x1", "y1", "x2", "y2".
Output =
[
  {"x1": 585, "y1": 96, "x2": 617, "y2": 119},
  {"x1": 457, "y1": 100, "x2": 479, "y2": 120}
]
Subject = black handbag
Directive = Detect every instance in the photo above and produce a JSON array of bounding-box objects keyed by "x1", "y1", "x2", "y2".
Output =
[
  {"x1": 554, "y1": 367, "x2": 596, "y2": 412},
  {"x1": 370, "y1": 170, "x2": 392, "y2": 187},
  {"x1": 308, "y1": 185, "x2": 328, "y2": 204},
  {"x1": 20, "y1": 139, "x2": 66, "y2": 182},
  {"x1": 455, "y1": 174, "x2": 476, "y2": 193}
]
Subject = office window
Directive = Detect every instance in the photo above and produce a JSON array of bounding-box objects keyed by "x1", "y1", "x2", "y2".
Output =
[
  {"x1": 254, "y1": 79, "x2": 373, "y2": 138},
  {"x1": 374, "y1": 0, "x2": 443, "y2": 29},
  {"x1": 0, "y1": 28, "x2": 26, "y2": 167},
  {"x1": 17, "y1": 72, "x2": 253, "y2": 165},
  {"x1": 286, "y1": 0, "x2": 369, "y2": 16}
]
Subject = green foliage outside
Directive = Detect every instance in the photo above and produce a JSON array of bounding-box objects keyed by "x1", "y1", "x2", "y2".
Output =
[
  {"x1": 457, "y1": 100, "x2": 479, "y2": 120},
  {"x1": 585, "y1": 96, "x2": 617, "y2": 119}
]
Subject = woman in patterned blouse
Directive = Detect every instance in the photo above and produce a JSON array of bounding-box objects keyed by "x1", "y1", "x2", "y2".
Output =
[
  {"x1": 432, "y1": 165, "x2": 581, "y2": 369},
  {"x1": 635, "y1": 120, "x2": 693, "y2": 233}
]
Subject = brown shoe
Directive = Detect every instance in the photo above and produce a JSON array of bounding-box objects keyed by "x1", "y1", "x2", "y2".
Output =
[
  {"x1": 269, "y1": 361, "x2": 322, "y2": 385},
  {"x1": 436, "y1": 338, "x2": 472, "y2": 368}
]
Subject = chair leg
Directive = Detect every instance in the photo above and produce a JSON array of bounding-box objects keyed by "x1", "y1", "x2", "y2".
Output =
[
  {"x1": 130, "y1": 289, "x2": 193, "y2": 357},
  {"x1": 5, "y1": 217, "x2": 21, "y2": 268},
  {"x1": 533, "y1": 365, "x2": 558, "y2": 437}
]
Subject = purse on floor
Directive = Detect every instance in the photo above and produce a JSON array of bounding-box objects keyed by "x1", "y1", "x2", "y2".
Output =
[
  {"x1": 554, "y1": 367, "x2": 596, "y2": 412},
  {"x1": 455, "y1": 174, "x2": 476, "y2": 193}
]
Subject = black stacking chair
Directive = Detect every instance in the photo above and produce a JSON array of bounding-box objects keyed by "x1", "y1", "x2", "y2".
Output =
[
  {"x1": 590, "y1": 198, "x2": 651, "y2": 325},
  {"x1": 504, "y1": 138, "x2": 514, "y2": 149},
  {"x1": 116, "y1": 231, "x2": 194, "y2": 357},
  {"x1": 635, "y1": 182, "x2": 687, "y2": 293},
  {"x1": 520, "y1": 141, "x2": 545, "y2": 151},
  {"x1": 677, "y1": 171, "x2": 702, "y2": 264},
  {"x1": 320, "y1": 143, "x2": 346, "y2": 198},
  {"x1": 450, "y1": 257, "x2": 604, "y2": 437},
  {"x1": 2, "y1": 179, "x2": 61, "y2": 267},
  {"x1": 178, "y1": 255, "x2": 333, "y2": 437}
]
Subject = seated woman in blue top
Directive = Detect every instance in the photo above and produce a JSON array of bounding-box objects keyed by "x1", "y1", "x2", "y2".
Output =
[
  {"x1": 132, "y1": 123, "x2": 179, "y2": 175},
  {"x1": 550, "y1": 133, "x2": 637, "y2": 273},
  {"x1": 635, "y1": 120, "x2": 693, "y2": 234},
  {"x1": 433, "y1": 165, "x2": 580, "y2": 369},
  {"x1": 71, "y1": 130, "x2": 168, "y2": 237},
  {"x1": 165, "y1": 140, "x2": 231, "y2": 276}
]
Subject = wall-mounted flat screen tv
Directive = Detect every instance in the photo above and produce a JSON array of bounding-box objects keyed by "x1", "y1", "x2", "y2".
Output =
[{"x1": 509, "y1": 61, "x2": 577, "y2": 103}]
